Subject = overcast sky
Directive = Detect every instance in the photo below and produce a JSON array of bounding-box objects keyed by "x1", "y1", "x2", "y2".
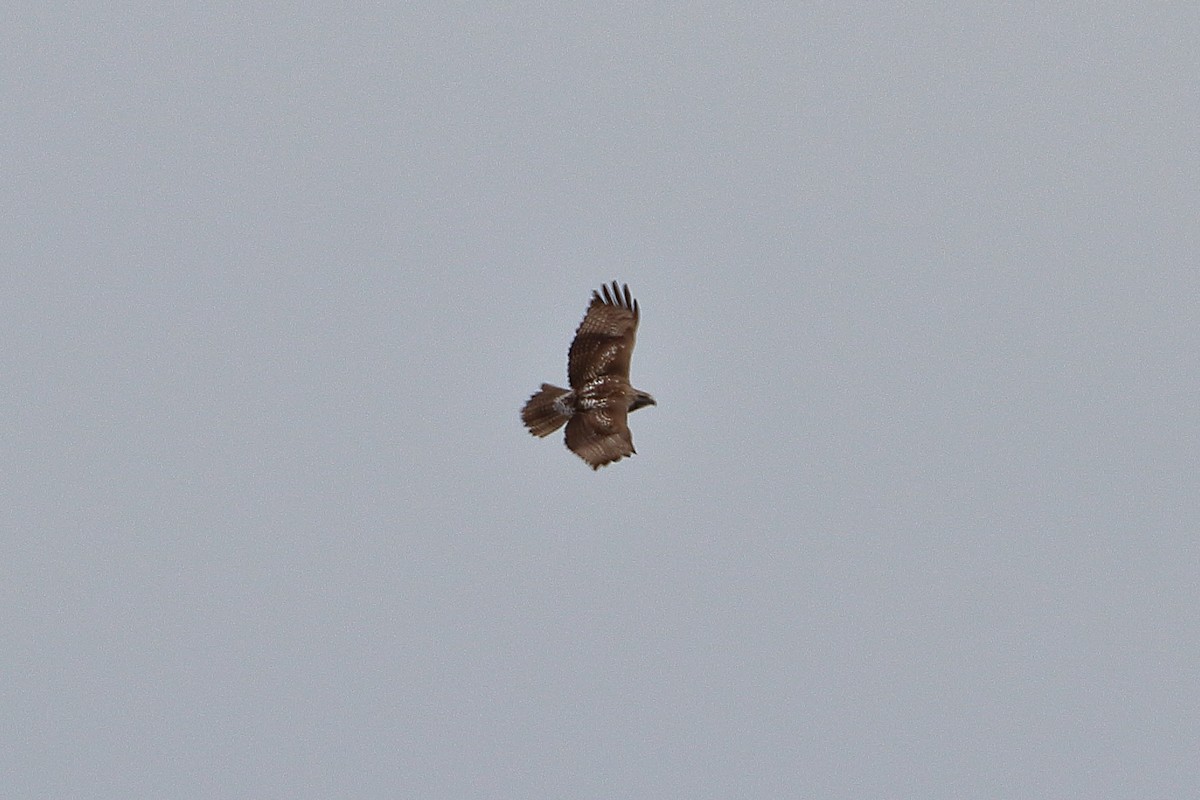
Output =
[{"x1": 4, "y1": 4, "x2": 1198, "y2": 798}]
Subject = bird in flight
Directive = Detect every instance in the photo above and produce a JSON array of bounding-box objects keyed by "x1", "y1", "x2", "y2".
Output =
[{"x1": 521, "y1": 281, "x2": 656, "y2": 469}]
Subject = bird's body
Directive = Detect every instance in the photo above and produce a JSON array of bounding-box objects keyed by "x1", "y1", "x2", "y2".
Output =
[{"x1": 521, "y1": 282, "x2": 655, "y2": 469}]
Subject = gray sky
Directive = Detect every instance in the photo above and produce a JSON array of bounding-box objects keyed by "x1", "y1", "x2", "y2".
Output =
[{"x1": 4, "y1": 4, "x2": 1198, "y2": 798}]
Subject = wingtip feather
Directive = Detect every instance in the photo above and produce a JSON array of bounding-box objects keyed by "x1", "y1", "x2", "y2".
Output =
[{"x1": 593, "y1": 280, "x2": 637, "y2": 313}]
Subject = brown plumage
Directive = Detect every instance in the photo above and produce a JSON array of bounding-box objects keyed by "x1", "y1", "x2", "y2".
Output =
[{"x1": 521, "y1": 281, "x2": 656, "y2": 469}]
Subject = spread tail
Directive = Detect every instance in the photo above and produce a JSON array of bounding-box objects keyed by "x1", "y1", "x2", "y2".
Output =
[{"x1": 521, "y1": 383, "x2": 573, "y2": 437}]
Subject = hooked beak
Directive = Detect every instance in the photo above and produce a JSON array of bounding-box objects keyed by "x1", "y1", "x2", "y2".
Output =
[{"x1": 631, "y1": 392, "x2": 656, "y2": 411}]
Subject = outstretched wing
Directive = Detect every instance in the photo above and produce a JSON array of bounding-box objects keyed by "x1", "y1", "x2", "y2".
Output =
[
  {"x1": 565, "y1": 407, "x2": 635, "y2": 470},
  {"x1": 567, "y1": 281, "x2": 639, "y2": 391}
]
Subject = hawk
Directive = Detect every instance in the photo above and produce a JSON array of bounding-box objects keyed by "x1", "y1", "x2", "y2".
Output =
[{"x1": 521, "y1": 281, "x2": 656, "y2": 469}]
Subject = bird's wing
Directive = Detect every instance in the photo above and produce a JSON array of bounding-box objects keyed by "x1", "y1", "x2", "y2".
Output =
[
  {"x1": 567, "y1": 281, "x2": 639, "y2": 391},
  {"x1": 564, "y1": 406, "x2": 635, "y2": 470}
]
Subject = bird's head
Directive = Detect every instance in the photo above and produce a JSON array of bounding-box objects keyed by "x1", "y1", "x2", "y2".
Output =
[{"x1": 630, "y1": 391, "x2": 657, "y2": 412}]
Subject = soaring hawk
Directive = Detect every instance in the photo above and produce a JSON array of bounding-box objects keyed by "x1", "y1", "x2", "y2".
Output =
[{"x1": 521, "y1": 281, "x2": 656, "y2": 469}]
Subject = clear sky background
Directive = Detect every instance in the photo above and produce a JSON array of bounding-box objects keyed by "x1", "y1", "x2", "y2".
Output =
[{"x1": 4, "y1": 4, "x2": 1198, "y2": 798}]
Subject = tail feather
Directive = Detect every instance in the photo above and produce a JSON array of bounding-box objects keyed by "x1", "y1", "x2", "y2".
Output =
[{"x1": 521, "y1": 383, "x2": 573, "y2": 437}]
